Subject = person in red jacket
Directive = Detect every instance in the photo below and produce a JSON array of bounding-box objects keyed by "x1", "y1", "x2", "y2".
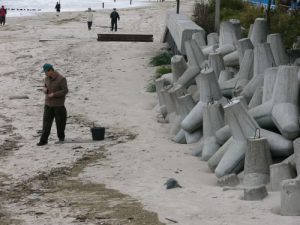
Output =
[{"x1": 0, "y1": 5, "x2": 7, "y2": 26}]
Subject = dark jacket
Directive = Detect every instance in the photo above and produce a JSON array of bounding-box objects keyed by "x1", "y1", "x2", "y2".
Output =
[
  {"x1": 45, "y1": 71, "x2": 68, "y2": 107},
  {"x1": 110, "y1": 11, "x2": 120, "y2": 22},
  {"x1": 0, "y1": 7, "x2": 6, "y2": 17}
]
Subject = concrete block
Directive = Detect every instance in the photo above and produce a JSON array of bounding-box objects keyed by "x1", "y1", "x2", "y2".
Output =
[
  {"x1": 280, "y1": 178, "x2": 300, "y2": 216},
  {"x1": 164, "y1": 13, "x2": 205, "y2": 54},
  {"x1": 243, "y1": 137, "x2": 272, "y2": 186},
  {"x1": 270, "y1": 162, "x2": 297, "y2": 191}
]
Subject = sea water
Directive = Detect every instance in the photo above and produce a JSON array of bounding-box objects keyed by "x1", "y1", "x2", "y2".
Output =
[{"x1": 0, "y1": 0, "x2": 151, "y2": 17}]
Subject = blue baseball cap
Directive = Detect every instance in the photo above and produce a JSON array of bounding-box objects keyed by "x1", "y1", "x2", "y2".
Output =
[{"x1": 42, "y1": 63, "x2": 54, "y2": 72}]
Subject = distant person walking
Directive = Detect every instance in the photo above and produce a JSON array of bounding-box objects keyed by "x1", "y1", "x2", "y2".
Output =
[
  {"x1": 87, "y1": 8, "x2": 93, "y2": 30},
  {"x1": 55, "y1": 1, "x2": 61, "y2": 13},
  {"x1": 0, "y1": 5, "x2": 7, "y2": 26},
  {"x1": 110, "y1": 8, "x2": 120, "y2": 31},
  {"x1": 37, "y1": 64, "x2": 68, "y2": 146}
]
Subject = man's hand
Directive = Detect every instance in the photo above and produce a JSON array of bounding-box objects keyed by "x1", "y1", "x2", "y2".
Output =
[
  {"x1": 48, "y1": 93, "x2": 55, "y2": 98},
  {"x1": 43, "y1": 87, "x2": 48, "y2": 94}
]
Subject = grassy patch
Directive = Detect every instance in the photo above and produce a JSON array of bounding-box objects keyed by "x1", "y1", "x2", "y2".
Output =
[
  {"x1": 149, "y1": 52, "x2": 172, "y2": 66},
  {"x1": 155, "y1": 66, "x2": 172, "y2": 79}
]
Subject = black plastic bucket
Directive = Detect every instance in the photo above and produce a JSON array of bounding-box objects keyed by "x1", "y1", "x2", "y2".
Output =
[{"x1": 91, "y1": 127, "x2": 105, "y2": 141}]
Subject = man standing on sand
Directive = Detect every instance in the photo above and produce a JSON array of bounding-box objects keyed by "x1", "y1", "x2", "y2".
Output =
[
  {"x1": 87, "y1": 7, "x2": 93, "y2": 30},
  {"x1": 110, "y1": 8, "x2": 120, "y2": 31},
  {"x1": 37, "y1": 64, "x2": 68, "y2": 146},
  {"x1": 0, "y1": 5, "x2": 7, "y2": 26}
]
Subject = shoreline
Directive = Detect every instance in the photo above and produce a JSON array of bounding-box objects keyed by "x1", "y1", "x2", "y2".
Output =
[{"x1": 4, "y1": 0, "x2": 166, "y2": 18}]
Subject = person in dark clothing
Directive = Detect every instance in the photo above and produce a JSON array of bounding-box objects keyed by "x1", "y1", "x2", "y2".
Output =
[
  {"x1": 0, "y1": 5, "x2": 7, "y2": 26},
  {"x1": 110, "y1": 8, "x2": 120, "y2": 31},
  {"x1": 37, "y1": 64, "x2": 68, "y2": 146},
  {"x1": 55, "y1": 2, "x2": 61, "y2": 13}
]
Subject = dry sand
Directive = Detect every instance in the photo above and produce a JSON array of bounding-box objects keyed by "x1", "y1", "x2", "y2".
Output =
[{"x1": 0, "y1": 0, "x2": 300, "y2": 224}]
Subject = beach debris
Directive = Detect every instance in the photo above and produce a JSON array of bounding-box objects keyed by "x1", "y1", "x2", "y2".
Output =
[{"x1": 164, "y1": 178, "x2": 182, "y2": 189}]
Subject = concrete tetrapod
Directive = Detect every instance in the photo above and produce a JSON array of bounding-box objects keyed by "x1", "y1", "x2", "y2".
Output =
[
  {"x1": 171, "y1": 55, "x2": 187, "y2": 82},
  {"x1": 223, "y1": 50, "x2": 239, "y2": 67},
  {"x1": 215, "y1": 100, "x2": 293, "y2": 177},
  {"x1": 185, "y1": 39, "x2": 206, "y2": 67},
  {"x1": 172, "y1": 94, "x2": 195, "y2": 144},
  {"x1": 217, "y1": 21, "x2": 238, "y2": 55},
  {"x1": 236, "y1": 38, "x2": 254, "y2": 64},
  {"x1": 168, "y1": 85, "x2": 187, "y2": 135},
  {"x1": 253, "y1": 43, "x2": 275, "y2": 77},
  {"x1": 202, "y1": 102, "x2": 224, "y2": 161},
  {"x1": 241, "y1": 43, "x2": 276, "y2": 103},
  {"x1": 208, "y1": 52, "x2": 225, "y2": 80},
  {"x1": 221, "y1": 49, "x2": 254, "y2": 97},
  {"x1": 208, "y1": 137, "x2": 233, "y2": 172},
  {"x1": 249, "y1": 18, "x2": 268, "y2": 46},
  {"x1": 218, "y1": 70, "x2": 234, "y2": 83},
  {"x1": 249, "y1": 65, "x2": 300, "y2": 139},
  {"x1": 262, "y1": 67, "x2": 278, "y2": 103},
  {"x1": 175, "y1": 66, "x2": 200, "y2": 88},
  {"x1": 267, "y1": 33, "x2": 289, "y2": 66},
  {"x1": 181, "y1": 68, "x2": 225, "y2": 132},
  {"x1": 248, "y1": 87, "x2": 263, "y2": 109},
  {"x1": 215, "y1": 99, "x2": 257, "y2": 177},
  {"x1": 243, "y1": 137, "x2": 272, "y2": 187}
]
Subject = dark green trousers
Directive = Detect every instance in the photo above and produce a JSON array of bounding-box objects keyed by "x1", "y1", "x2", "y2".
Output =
[{"x1": 40, "y1": 105, "x2": 67, "y2": 143}]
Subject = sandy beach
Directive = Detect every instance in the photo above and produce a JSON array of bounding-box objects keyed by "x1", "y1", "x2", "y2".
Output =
[{"x1": 0, "y1": 0, "x2": 300, "y2": 224}]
